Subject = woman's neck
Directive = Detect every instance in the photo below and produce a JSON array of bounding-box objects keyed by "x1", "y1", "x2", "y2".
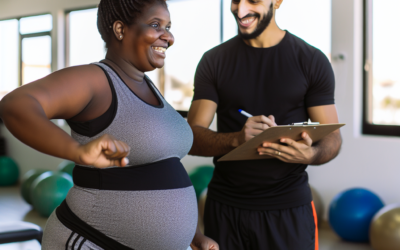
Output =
[{"x1": 104, "y1": 52, "x2": 145, "y2": 84}]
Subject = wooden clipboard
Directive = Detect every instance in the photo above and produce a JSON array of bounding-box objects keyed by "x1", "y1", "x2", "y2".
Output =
[{"x1": 218, "y1": 123, "x2": 345, "y2": 162}]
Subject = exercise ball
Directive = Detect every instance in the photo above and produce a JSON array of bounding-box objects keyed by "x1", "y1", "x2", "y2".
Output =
[
  {"x1": 20, "y1": 169, "x2": 48, "y2": 204},
  {"x1": 310, "y1": 185, "x2": 324, "y2": 227},
  {"x1": 370, "y1": 203, "x2": 400, "y2": 250},
  {"x1": 189, "y1": 166, "x2": 214, "y2": 199},
  {"x1": 31, "y1": 171, "x2": 73, "y2": 217},
  {"x1": 0, "y1": 156, "x2": 19, "y2": 186},
  {"x1": 58, "y1": 160, "x2": 75, "y2": 177},
  {"x1": 198, "y1": 188, "x2": 208, "y2": 233},
  {"x1": 198, "y1": 188, "x2": 208, "y2": 221},
  {"x1": 329, "y1": 188, "x2": 384, "y2": 242}
]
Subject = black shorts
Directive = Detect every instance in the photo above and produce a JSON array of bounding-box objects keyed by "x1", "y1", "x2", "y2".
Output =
[{"x1": 204, "y1": 198, "x2": 318, "y2": 250}]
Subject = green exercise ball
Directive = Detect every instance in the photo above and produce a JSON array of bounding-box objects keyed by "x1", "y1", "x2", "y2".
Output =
[
  {"x1": 20, "y1": 169, "x2": 48, "y2": 204},
  {"x1": 189, "y1": 165, "x2": 214, "y2": 199},
  {"x1": 0, "y1": 156, "x2": 19, "y2": 186},
  {"x1": 58, "y1": 160, "x2": 75, "y2": 177},
  {"x1": 31, "y1": 171, "x2": 73, "y2": 217}
]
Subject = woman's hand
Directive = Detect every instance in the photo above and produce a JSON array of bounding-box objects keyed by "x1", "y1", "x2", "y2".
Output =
[
  {"x1": 191, "y1": 232, "x2": 219, "y2": 250},
  {"x1": 76, "y1": 134, "x2": 130, "y2": 168}
]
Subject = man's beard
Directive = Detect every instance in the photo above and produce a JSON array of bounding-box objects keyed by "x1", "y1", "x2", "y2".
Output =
[{"x1": 233, "y1": 3, "x2": 274, "y2": 40}]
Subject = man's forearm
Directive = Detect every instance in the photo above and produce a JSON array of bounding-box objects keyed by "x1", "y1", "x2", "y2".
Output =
[
  {"x1": 189, "y1": 125, "x2": 240, "y2": 156},
  {"x1": 310, "y1": 130, "x2": 342, "y2": 165}
]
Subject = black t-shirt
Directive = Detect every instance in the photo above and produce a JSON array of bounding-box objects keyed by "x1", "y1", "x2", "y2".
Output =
[{"x1": 193, "y1": 31, "x2": 335, "y2": 210}]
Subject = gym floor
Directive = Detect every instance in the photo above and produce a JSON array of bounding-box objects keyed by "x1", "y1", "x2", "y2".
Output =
[{"x1": 0, "y1": 186, "x2": 373, "y2": 250}]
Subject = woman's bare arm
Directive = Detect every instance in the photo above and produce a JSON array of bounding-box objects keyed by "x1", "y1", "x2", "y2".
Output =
[{"x1": 0, "y1": 65, "x2": 129, "y2": 166}]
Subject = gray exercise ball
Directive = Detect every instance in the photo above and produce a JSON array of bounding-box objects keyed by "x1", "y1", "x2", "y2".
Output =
[
  {"x1": 310, "y1": 185, "x2": 324, "y2": 227},
  {"x1": 370, "y1": 203, "x2": 400, "y2": 250}
]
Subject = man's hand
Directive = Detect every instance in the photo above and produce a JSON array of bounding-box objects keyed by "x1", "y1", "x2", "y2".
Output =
[
  {"x1": 257, "y1": 132, "x2": 317, "y2": 164},
  {"x1": 191, "y1": 232, "x2": 219, "y2": 250},
  {"x1": 236, "y1": 115, "x2": 277, "y2": 146}
]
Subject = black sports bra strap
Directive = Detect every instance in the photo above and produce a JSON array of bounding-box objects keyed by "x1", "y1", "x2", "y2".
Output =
[{"x1": 66, "y1": 64, "x2": 118, "y2": 137}]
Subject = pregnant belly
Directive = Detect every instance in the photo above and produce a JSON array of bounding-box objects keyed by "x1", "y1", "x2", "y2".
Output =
[{"x1": 66, "y1": 185, "x2": 198, "y2": 249}]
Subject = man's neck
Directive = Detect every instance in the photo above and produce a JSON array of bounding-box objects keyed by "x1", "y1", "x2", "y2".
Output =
[{"x1": 242, "y1": 19, "x2": 286, "y2": 48}]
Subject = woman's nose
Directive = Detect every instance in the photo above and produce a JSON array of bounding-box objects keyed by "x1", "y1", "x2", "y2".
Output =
[{"x1": 161, "y1": 30, "x2": 174, "y2": 47}]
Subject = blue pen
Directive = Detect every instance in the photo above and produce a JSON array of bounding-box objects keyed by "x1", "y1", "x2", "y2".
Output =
[{"x1": 238, "y1": 109, "x2": 253, "y2": 118}]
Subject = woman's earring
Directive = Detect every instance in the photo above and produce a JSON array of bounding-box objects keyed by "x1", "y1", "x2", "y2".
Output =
[{"x1": 120, "y1": 35, "x2": 123, "y2": 39}]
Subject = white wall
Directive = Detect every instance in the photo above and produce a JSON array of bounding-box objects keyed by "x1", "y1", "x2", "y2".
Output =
[
  {"x1": 307, "y1": 0, "x2": 400, "y2": 220},
  {"x1": 1, "y1": 0, "x2": 399, "y2": 221}
]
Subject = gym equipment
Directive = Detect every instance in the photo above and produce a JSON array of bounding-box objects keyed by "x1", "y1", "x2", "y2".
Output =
[
  {"x1": 0, "y1": 156, "x2": 19, "y2": 186},
  {"x1": 310, "y1": 185, "x2": 324, "y2": 227},
  {"x1": 20, "y1": 169, "x2": 48, "y2": 204},
  {"x1": 189, "y1": 165, "x2": 214, "y2": 199},
  {"x1": 329, "y1": 188, "x2": 384, "y2": 242},
  {"x1": 198, "y1": 188, "x2": 207, "y2": 220},
  {"x1": 0, "y1": 221, "x2": 42, "y2": 245},
  {"x1": 58, "y1": 160, "x2": 75, "y2": 177},
  {"x1": 197, "y1": 188, "x2": 207, "y2": 233},
  {"x1": 370, "y1": 203, "x2": 400, "y2": 250},
  {"x1": 30, "y1": 171, "x2": 73, "y2": 217}
]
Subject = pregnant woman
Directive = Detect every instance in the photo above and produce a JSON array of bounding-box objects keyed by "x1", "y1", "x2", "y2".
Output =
[{"x1": 0, "y1": 0, "x2": 218, "y2": 249}]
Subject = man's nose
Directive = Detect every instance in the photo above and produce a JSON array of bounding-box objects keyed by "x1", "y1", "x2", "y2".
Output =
[{"x1": 237, "y1": 1, "x2": 252, "y2": 19}]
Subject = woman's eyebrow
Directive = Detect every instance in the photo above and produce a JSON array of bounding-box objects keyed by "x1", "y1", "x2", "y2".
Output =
[
  {"x1": 150, "y1": 17, "x2": 163, "y2": 22},
  {"x1": 150, "y1": 17, "x2": 171, "y2": 24}
]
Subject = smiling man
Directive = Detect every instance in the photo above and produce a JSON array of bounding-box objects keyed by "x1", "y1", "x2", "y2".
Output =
[{"x1": 188, "y1": 0, "x2": 342, "y2": 249}]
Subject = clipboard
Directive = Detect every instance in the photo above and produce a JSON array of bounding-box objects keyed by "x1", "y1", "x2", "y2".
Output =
[{"x1": 218, "y1": 123, "x2": 345, "y2": 162}]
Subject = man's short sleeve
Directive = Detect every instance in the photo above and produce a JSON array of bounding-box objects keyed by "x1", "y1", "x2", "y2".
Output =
[
  {"x1": 192, "y1": 51, "x2": 219, "y2": 104},
  {"x1": 305, "y1": 50, "x2": 335, "y2": 107}
]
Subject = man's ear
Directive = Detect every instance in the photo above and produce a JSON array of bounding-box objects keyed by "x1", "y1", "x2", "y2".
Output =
[{"x1": 274, "y1": 0, "x2": 283, "y2": 10}]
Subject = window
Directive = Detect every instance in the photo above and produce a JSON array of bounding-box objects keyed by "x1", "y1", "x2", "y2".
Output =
[
  {"x1": 0, "y1": 19, "x2": 19, "y2": 95},
  {"x1": 0, "y1": 14, "x2": 52, "y2": 93},
  {"x1": 363, "y1": 0, "x2": 400, "y2": 136},
  {"x1": 20, "y1": 14, "x2": 52, "y2": 85},
  {"x1": 222, "y1": 0, "x2": 238, "y2": 42},
  {"x1": 276, "y1": 0, "x2": 332, "y2": 60},
  {"x1": 163, "y1": 0, "x2": 222, "y2": 112},
  {"x1": 66, "y1": 8, "x2": 106, "y2": 67}
]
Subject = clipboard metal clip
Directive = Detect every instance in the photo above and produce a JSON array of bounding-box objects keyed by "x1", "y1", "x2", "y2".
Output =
[{"x1": 290, "y1": 122, "x2": 320, "y2": 125}]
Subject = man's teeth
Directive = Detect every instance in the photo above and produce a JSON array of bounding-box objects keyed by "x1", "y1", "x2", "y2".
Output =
[
  {"x1": 152, "y1": 47, "x2": 166, "y2": 53},
  {"x1": 242, "y1": 17, "x2": 255, "y2": 24}
]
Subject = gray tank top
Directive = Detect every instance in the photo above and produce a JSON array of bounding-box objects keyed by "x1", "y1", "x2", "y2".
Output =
[{"x1": 71, "y1": 62, "x2": 193, "y2": 166}]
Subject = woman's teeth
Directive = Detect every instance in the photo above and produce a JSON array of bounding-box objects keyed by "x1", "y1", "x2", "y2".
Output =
[{"x1": 152, "y1": 47, "x2": 166, "y2": 53}]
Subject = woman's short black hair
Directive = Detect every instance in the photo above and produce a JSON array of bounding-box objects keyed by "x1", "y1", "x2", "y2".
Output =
[{"x1": 97, "y1": 0, "x2": 167, "y2": 47}]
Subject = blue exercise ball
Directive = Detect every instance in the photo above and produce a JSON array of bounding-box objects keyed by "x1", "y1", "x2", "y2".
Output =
[{"x1": 329, "y1": 188, "x2": 384, "y2": 242}]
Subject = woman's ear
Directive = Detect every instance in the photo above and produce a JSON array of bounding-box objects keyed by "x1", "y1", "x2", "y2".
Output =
[{"x1": 113, "y1": 21, "x2": 125, "y2": 40}]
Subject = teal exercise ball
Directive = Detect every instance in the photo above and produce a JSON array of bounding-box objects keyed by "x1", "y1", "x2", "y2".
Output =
[
  {"x1": 0, "y1": 156, "x2": 19, "y2": 186},
  {"x1": 20, "y1": 169, "x2": 48, "y2": 204},
  {"x1": 189, "y1": 166, "x2": 214, "y2": 199},
  {"x1": 58, "y1": 160, "x2": 75, "y2": 177},
  {"x1": 31, "y1": 171, "x2": 73, "y2": 217}
]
